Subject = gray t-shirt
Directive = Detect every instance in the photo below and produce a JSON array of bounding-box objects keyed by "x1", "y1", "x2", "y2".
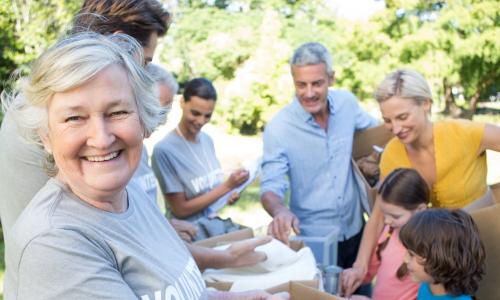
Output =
[
  {"x1": 131, "y1": 146, "x2": 158, "y2": 206},
  {"x1": 4, "y1": 178, "x2": 207, "y2": 300},
  {"x1": 152, "y1": 130, "x2": 224, "y2": 220},
  {"x1": 0, "y1": 112, "x2": 49, "y2": 236}
]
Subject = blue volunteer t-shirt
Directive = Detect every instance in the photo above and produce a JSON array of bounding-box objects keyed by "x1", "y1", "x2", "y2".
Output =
[{"x1": 417, "y1": 282, "x2": 472, "y2": 300}]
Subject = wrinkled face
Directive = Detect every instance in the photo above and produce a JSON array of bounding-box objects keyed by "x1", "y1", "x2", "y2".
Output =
[
  {"x1": 143, "y1": 31, "x2": 158, "y2": 65},
  {"x1": 158, "y1": 82, "x2": 174, "y2": 109},
  {"x1": 180, "y1": 96, "x2": 215, "y2": 137},
  {"x1": 379, "y1": 96, "x2": 431, "y2": 145},
  {"x1": 42, "y1": 64, "x2": 144, "y2": 205},
  {"x1": 404, "y1": 250, "x2": 434, "y2": 283},
  {"x1": 291, "y1": 63, "x2": 333, "y2": 117},
  {"x1": 379, "y1": 196, "x2": 422, "y2": 229}
]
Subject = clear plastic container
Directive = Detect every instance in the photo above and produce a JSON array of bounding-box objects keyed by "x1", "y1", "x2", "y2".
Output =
[{"x1": 292, "y1": 224, "x2": 340, "y2": 268}]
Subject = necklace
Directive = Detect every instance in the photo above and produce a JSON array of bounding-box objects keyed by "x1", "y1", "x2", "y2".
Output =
[{"x1": 175, "y1": 126, "x2": 214, "y2": 174}]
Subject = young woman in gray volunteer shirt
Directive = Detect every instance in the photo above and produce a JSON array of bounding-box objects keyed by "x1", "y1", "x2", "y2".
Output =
[
  {"x1": 3, "y1": 33, "x2": 285, "y2": 300},
  {"x1": 152, "y1": 78, "x2": 250, "y2": 221}
]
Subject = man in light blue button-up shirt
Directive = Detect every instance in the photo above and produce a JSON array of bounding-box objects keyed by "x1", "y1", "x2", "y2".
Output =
[{"x1": 260, "y1": 42, "x2": 378, "y2": 269}]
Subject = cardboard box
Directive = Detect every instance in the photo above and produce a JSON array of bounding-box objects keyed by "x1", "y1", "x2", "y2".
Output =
[
  {"x1": 470, "y1": 204, "x2": 500, "y2": 300},
  {"x1": 197, "y1": 228, "x2": 317, "y2": 291},
  {"x1": 208, "y1": 280, "x2": 320, "y2": 294},
  {"x1": 352, "y1": 125, "x2": 393, "y2": 160},
  {"x1": 194, "y1": 227, "x2": 254, "y2": 248},
  {"x1": 266, "y1": 281, "x2": 342, "y2": 300},
  {"x1": 291, "y1": 224, "x2": 340, "y2": 268},
  {"x1": 352, "y1": 125, "x2": 393, "y2": 211}
]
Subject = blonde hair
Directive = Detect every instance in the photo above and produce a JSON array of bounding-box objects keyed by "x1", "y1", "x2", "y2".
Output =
[
  {"x1": 375, "y1": 69, "x2": 432, "y2": 105},
  {"x1": 2, "y1": 32, "x2": 163, "y2": 174}
]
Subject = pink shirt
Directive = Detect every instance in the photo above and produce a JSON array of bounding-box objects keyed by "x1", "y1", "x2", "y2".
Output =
[{"x1": 364, "y1": 226, "x2": 418, "y2": 300}]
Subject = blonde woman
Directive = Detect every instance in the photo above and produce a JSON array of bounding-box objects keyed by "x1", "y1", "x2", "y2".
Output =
[{"x1": 342, "y1": 69, "x2": 500, "y2": 296}]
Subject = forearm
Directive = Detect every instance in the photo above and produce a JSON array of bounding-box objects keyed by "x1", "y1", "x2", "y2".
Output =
[
  {"x1": 167, "y1": 184, "x2": 232, "y2": 218},
  {"x1": 187, "y1": 243, "x2": 227, "y2": 272},
  {"x1": 261, "y1": 191, "x2": 287, "y2": 217},
  {"x1": 353, "y1": 203, "x2": 384, "y2": 268},
  {"x1": 480, "y1": 123, "x2": 500, "y2": 153}
]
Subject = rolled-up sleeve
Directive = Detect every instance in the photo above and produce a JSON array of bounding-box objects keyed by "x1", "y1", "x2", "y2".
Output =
[{"x1": 260, "y1": 123, "x2": 289, "y2": 200}]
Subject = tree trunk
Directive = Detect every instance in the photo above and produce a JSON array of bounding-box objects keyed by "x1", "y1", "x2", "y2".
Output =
[{"x1": 442, "y1": 77, "x2": 462, "y2": 117}]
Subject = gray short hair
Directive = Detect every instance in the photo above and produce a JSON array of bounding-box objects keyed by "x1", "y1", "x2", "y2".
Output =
[
  {"x1": 375, "y1": 69, "x2": 433, "y2": 104},
  {"x1": 290, "y1": 42, "x2": 334, "y2": 75},
  {"x1": 146, "y1": 63, "x2": 179, "y2": 95},
  {"x1": 2, "y1": 32, "x2": 163, "y2": 174}
]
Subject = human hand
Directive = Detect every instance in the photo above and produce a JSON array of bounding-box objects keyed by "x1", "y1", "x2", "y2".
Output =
[
  {"x1": 267, "y1": 208, "x2": 300, "y2": 245},
  {"x1": 225, "y1": 169, "x2": 250, "y2": 189},
  {"x1": 170, "y1": 219, "x2": 198, "y2": 243},
  {"x1": 223, "y1": 236, "x2": 272, "y2": 268},
  {"x1": 340, "y1": 265, "x2": 367, "y2": 297},
  {"x1": 227, "y1": 191, "x2": 240, "y2": 205}
]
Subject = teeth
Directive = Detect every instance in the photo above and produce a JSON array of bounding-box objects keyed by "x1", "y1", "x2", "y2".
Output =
[{"x1": 86, "y1": 151, "x2": 119, "y2": 162}]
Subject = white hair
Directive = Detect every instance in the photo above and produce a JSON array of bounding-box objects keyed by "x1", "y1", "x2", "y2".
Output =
[
  {"x1": 290, "y1": 42, "x2": 334, "y2": 76},
  {"x1": 1, "y1": 32, "x2": 164, "y2": 174},
  {"x1": 146, "y1": 63, "x2": 179, "y2": 95}
]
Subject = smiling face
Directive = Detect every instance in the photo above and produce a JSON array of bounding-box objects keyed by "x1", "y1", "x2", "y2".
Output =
[
  {"x1": 42, "y1": 64, "x2": 144, "y2": 210},
  {"x1": 180, "y1": 96, "x2": 215, "y2": 139},
  {"x1": 379, "y1": 96, "x2": 431, "y2": 145},
  {"x1": 404, "y1": 250, "x2": 434, "y2": 283},
  {"x1": 291, "y1": 63, "x2": 333, "y2": 118}
]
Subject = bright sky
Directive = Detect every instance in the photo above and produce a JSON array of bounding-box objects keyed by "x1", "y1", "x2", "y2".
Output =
[{"x1": 326, "y1": 0, "x2": 386, "y2": 21}]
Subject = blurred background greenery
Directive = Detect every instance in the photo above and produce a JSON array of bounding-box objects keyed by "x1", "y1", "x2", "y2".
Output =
[
  {"x1": 0, "y1": 0, "x2": 499, "y2": 129},
  {"x1": 0, "y1": 0, "x2": 499, "y2": 298}
]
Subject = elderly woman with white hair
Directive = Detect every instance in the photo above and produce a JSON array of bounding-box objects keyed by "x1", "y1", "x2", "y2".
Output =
[{"x1": 3, "y1": 33, "x2": 285, "y2": 300}]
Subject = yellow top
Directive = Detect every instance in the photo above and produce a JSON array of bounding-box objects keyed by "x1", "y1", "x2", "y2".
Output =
[{"x1": 380, "y1": 119, "x2": 486, "y2": 208}]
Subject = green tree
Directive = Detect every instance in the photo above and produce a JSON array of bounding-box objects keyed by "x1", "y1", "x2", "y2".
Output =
[
  {"x1": 370, "y1": 0, "x2": 499, "y2": 117},
  {"x1": 0, "y1": 0, "x2": 80, "y2": 123},
  {"x1": 162, "y1": 0, "x2": 340, "y2": 134}
]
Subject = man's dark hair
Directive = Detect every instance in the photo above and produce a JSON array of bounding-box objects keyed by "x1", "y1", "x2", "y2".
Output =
[
  {"x1": 74, "y1": 0, "x2": 170, "y2": 46},
  {"x1": 183, "y1": 78, "x2": 217, "y2": 102}
]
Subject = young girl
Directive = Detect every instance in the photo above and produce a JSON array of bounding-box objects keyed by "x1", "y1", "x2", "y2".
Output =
[
  {"x1": 343, "y1": 168, "x2": 429, "y2": 300},
  {"x1": 399, "y1": 209, "x2": 486, "y2": 300}
]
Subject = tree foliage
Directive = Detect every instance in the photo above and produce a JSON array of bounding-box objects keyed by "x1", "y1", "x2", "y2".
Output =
[
  {"x1": 0, "y1": 0, "x2": 80, "y2": 87},
  {"x1": 1, "y1": 0, "x2": 497, "y2": 129},
  {"x1": 0, "y1": 0, "x2": 79, "y2": 122}
]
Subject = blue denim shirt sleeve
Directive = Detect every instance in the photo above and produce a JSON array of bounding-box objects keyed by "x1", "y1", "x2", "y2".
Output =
[
  {"x1": 353, "y1": 96, "x2": 379, "y2": 130},
  {"x1": 260, "y1": 120, "x2": 290, "y2": 200}
]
